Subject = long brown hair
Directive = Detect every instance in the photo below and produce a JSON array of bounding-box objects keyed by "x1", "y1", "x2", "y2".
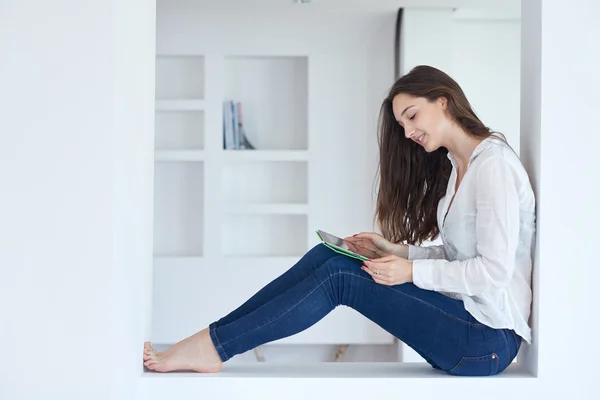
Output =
[{"x1": 375, "y1": 65, "x2": 495, "y2": 245}]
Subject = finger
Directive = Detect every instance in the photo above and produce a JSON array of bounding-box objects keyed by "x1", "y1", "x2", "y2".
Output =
[
  {"x1": 361, "y1": 264, "x2": 390, "y2": 281},
  {"x1": 344, "y1": 240, "x2": 377, "y2": 258},
  {"x1": 346, "y1": 241, "x2": 379, "y2": 259},
  {"x1": 357, "y1": 248, "x2": 379, "y2": 259},
  {"x1": 362, "y1": 260, "x2": 395, "y2": 279},
  {"x1": 349, "y1": 243, "x2": 375, "y2": 258},
  {"x1": 369, "y1": 272, "x2": 391, "y2": 286},
  {"x1": 346, "y1": 235, "x2": 379, "y2": 249},
  {"x1": 345, "y1": 242, "x2": 355, "y2": 252},
  {"x1": 368, "y1": 255, "x2": 397, "y2": 263},
  {"x1": 344, "y1": 240, "x2": 360, "y2": 253},
  {"x1": 350, "y1": 239, "x2": 381, "y2": 256},
  {"x1": 361, "y1": 264, "x2": 376, "y2": 278},
  {"x1": 353, "y1": 232, "x2": 378, "y2": 240}
]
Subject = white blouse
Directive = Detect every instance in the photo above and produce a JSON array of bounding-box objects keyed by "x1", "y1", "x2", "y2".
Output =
[{"x1": 409, "y1": 133, "x2": 536, "y2": 343}]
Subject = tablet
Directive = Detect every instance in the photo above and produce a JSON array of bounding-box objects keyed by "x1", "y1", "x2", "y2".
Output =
[{"x1": 316, "y1": 229, "x2": 369, "y2": 261}]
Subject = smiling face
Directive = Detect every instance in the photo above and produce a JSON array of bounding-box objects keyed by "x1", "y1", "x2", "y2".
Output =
[{"x1": 392, "y1": 93, "x2": 454, "y2": 152}]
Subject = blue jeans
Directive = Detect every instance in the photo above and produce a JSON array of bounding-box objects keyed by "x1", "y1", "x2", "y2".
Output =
[{"x1": 209, "y1": 244, "x2": 521, "y2": 376}]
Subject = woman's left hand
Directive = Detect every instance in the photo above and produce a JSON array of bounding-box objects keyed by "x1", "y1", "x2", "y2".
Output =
[{"x1": 361, "y1": 255, "x2": 413, "y2": 286}]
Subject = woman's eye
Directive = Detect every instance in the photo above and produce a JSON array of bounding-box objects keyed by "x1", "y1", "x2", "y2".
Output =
[{"x1": 409, "y1": 114, "x2": 416, "y2": 120}]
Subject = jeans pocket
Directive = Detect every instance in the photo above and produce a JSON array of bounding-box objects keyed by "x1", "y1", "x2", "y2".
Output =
[{"x1": 449, "y1": 352, "x2": 500, "y2": 376}]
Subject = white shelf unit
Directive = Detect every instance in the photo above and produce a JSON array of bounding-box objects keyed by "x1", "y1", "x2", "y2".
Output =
[
  {"x1": 155, "y1": 56, "x2": 205, "y2": 153},
  {"x1": 153, "y1": 54, "x2": 309, "y2": 261},
  {"x1": 152, "y1": 53, "x2": 313, "y2": 342},
  {"x1": 153, "y1": 55, "x2": 206, "y2": 259}
]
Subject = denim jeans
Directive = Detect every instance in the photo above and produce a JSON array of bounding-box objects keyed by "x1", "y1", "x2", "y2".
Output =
[{"x1": 209, "y1": 244, "x2": 521, "y2": 376}]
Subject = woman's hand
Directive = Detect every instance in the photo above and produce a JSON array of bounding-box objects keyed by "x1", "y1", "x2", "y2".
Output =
[
  {"x1": 343, "y1": 232, "x2": 408, "y2": 259},
  {"x1": 361, "y1": 255, "x2": 413, "y2": 286}
]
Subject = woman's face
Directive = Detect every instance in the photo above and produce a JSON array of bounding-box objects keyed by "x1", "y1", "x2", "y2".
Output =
[{"x1": 392, "y1": 94, "x2": 452, "y2": 152}]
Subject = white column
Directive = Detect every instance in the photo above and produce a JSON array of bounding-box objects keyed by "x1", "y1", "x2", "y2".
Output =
[
  {"x1": 0, "y1": 1, "x2": 155, "y2": 399},
  {"x1": 520, "y1": 0, "x2": 600, "y2": 389}
]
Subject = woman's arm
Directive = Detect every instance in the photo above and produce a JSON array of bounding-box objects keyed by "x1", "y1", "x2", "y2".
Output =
[
  {"x1": 406, "y1": 244, "x2": 447, "y2": 260},
  {"x1": 411, "y1": 157, "x2": 520, "y2": 296}
]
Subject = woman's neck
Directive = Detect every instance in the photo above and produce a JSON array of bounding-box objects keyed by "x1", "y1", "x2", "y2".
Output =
[{"x1": 445, "y1": 129, "x2": 485, "y2": 172}]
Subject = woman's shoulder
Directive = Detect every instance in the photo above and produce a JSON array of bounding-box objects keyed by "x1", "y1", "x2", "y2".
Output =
[
  {"x1": 474, "y1": 133, "x2": 524, "y2": 170},
  {"x1": 474, "y1": 134, "x2": 536, "y2": 202}
]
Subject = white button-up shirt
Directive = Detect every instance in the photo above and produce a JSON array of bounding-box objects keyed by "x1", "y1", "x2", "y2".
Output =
[{"x1": 409, "y1": 133, "x2": 536, "y2": 343}]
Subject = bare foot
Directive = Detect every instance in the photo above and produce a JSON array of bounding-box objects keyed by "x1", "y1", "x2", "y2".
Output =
[{"x1": 143, "y1": 328, "x2": 223, "y2": 373}]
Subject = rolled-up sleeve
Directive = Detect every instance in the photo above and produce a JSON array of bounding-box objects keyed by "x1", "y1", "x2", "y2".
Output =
[{"x1": 411, "y1": 157, "x2": 520, "y2": 296}]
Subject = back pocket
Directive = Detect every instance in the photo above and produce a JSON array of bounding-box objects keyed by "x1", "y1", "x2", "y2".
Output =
[{"x1": 449, "y1": 353, "x2": 499, "y2": 376}]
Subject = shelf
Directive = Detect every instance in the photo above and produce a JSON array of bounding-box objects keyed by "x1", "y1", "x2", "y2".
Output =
[
  {"x1": 155, "y1": 150, "x2": 308, "y2": 162},
  {"x1": 153, "y1": 256, "x2": 204, "y2": 268},
  {"x1": 155, "y1": 99, "x2": 205, "y2": 111},
  {"x1": 153, "y1": 162, "x2": 204, "y2": 257},
  {"x1": 223, "y1": 56, "x2": 308, "y2": 150},
  {"x1": 155, "y1": 110, "x2": 204, "y2": 150},
  {"x1": 222, "y1": 160, "x2": 307, "y2": 204},
  {"x1": 222, "y1": 150, "x2": 308, "y2": 162},
  {"x1": 224, "y1": 203, "x2": 308, "y2": 215},
  {"x1": 155, "y1": 150, "x2": 205, "y2": 162},
  {"x1": 222, "y1": 214, "x2": 307, "y2": 257},
  {"x1": 155, "y1": 55, "x2": 204, "y2": 100}
]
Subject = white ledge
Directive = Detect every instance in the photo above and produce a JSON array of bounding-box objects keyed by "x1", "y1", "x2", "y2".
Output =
[
  {"x1": 141, "y1": 362, "x2": 533, "y2": 379},
  {"x1": 140, "y1": 363, "x2": 536, "y2": 400}
]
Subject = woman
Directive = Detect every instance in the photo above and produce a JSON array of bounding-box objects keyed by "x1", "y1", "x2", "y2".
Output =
[{"x1": 143, "y1": 65, "x2": 536, "y2": 377}]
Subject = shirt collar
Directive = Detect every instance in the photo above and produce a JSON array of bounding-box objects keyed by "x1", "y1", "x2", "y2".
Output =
[{"x1": 446, "y1": 132, "x2": 503, "y2": 167}]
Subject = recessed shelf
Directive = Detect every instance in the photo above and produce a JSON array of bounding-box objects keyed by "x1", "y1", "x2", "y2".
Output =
[
  {"x1": 222, "y1": 214, "x2": 307, "y2": 257},
  {"x1": 155, "y1": 110, "x2": 204, "y2": 150},
  {"x1": 156, "y1": 55, "x2": 205, "y2": 100},
  {"x1": 223, "y1": 56, "x2": 308, "y2": 150},
  {"x1": 222, "y1": 161, "x2": 308, "y2": 204},
  {"x1": 222, "y1": 150, "x2": 308, "y2": 162},
  {"x1": 155, "y1": 99, "x2": 206, "y2": 111},
  {"x1": 155, "y1": 150, "x2": 205, "y2": 162}
]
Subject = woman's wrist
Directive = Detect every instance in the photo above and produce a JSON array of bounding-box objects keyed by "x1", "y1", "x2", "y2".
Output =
[{"x1": 394, "y1": 243, "x2": 409, "y2": 258}]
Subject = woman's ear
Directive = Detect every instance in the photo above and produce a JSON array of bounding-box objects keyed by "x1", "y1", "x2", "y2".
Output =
[{"x1": 438, "y1": 96, "x2": 448, "y2": 110}]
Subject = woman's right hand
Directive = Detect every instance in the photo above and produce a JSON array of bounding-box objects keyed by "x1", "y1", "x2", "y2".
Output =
[{"x1": 343, "y1": 232, "x2": 408, "y2": 259}]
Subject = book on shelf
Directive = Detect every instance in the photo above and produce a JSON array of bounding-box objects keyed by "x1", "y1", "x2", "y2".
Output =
[{"x1": 223, "y1": 100, "x2": 255, "y2": 150}]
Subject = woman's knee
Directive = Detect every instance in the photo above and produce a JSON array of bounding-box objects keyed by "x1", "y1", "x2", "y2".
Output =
[
  {"x1": 285, "y1": 243, "x2": 338, "y2": 278},
  {"x1": 316, "y1": 254, "x2": 363, "y2": 277},
  {"x1": 304, "y1": 243, "x2": 338, "y2": 265}
]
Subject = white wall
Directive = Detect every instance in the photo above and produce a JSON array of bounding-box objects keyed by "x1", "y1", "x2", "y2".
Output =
[
  {"x1": 3, "y1": 0, "x2": 599, "y2": 398},
  {"x1": 402, "y1": 8, "x2": 521, "y2": 153},
  {"x1": 111, "y1": 0, "x2": 156, "y2": 397},
  {"x1": 523, "y1": 0, "x2": 599, "y2": 388},
  {"x1": 401, "y1": 8, "x2": 521, "y2": 361},
  {"x1": 0, "y1": 1, "x2": 155, "y2": 398}
]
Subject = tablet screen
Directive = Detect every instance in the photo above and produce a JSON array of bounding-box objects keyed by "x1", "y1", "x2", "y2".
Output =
[
  {"x1": 316, "y1": 229, "x2": 369, "y2": 261},
  {"x1": 317, "y1": 230, "x2": 349, "y2": 249}
]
